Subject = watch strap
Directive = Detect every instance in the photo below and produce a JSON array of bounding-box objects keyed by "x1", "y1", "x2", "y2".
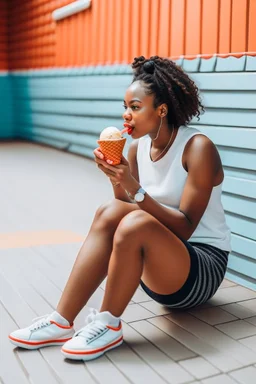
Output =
[{"x1": 136, "y1": 187, "x2": 146, "y2": 195}]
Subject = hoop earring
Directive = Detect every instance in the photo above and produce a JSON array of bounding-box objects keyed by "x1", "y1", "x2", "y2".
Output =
[{"x1": 152, "y1": 117, "x2": 163, "y2": 141}]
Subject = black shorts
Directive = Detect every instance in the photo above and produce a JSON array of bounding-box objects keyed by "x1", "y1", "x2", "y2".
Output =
[{"x1": 140, "y1": 241, "x2": 229, "y2": 309}]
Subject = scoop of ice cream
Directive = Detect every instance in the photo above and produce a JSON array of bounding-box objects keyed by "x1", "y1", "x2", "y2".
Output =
[{"x1": 100, "y1": 126, "x2": 122, "y2": 140}]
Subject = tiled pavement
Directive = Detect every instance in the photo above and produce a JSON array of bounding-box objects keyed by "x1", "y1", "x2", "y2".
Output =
[{"x1": 0, "y1": 142, "x2": 255, "y2": 384}]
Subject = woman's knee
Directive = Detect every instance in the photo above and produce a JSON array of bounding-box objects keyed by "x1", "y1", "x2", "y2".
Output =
[
  {"x1": 93, "y1": 199, "x2": 133, "y2": 232},
  {"x1": 114, "y1": 210, "x2": 154, "y2": 245}
]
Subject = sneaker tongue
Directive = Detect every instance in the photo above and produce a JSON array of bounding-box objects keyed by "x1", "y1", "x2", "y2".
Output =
[{"x1": 48, "y1": 311, "x2": 70, "y2": 326}]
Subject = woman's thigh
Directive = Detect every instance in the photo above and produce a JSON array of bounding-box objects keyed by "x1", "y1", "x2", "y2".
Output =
[{"x1": 116, "y1": 211, "x2": 191, "y2": 295}]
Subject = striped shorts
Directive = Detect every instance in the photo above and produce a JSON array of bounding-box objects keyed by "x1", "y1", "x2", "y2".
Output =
[{"x1": 140, "y1": 242, "x2": 229, "y2": 309}]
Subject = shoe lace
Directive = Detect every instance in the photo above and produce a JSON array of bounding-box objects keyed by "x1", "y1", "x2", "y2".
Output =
[
  {"x1": 74, "y1": 308, "x2": 106, "y2": 341},
  {"x1": 29, "y1": 314, "x2": 51, "y2": 331}
]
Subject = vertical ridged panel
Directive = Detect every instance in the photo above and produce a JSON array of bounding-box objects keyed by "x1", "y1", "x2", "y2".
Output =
[
  {"x1": 170, "y1": 0, "x2": 185, "y2": 58},
  {"x1": 231, "y1": 0, "x2": 248, "y2": 52},
  {"x1": 158, "y1": 0, "x2": 171, "y2": 57},
  {"x1": 140, "y1": 0, "x2": 150, "y2": 59},
  {"x1": 248, "y1": 0, "x2": 256, "y2": 52},
  {"x1": 218, "y1": 0, "x2": 232, "y2": 54},
  {"x1": 201, "y1": 0, "x2": 219, "y2": 55},
  {"x1": 185, "y1": 0, "x2": 202, "y2": 56},
  {"x1": 0, "y1": 0, "x2": 8, "y2": 70},
  {"x1": 0, "y1": 74, "x2": 14, "y2": 138},
  {"x1": 148, "y1": 0, "x2": 159, "y2": 58},
  {"x1": 6, "y1": 0, "x2": 256, "y2": 69}
]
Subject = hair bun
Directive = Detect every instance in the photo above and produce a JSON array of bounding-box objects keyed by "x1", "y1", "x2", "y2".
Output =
[{"x1": 143, "y1": 60, "x2": 155, "y2": 74}]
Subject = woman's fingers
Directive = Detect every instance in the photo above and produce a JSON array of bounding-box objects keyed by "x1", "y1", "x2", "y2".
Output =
[
  {"x1": 93, "y1": 147, "x2": 104, "y2": 160},
  {"x1": 97, "y1": 164, "x2": 116, "y2": 177}
]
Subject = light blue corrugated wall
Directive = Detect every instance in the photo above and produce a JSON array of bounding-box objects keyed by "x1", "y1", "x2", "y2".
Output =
[
  {"x1": 0, "y1": 73, "x2": 14, "y2": 139},
  {"x1": 10, "y1": 56, "x2": 256, "y2": 290}
]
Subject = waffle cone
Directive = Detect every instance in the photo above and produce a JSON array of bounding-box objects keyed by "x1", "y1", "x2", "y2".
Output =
[{"x1": 97, "y1": 138, "x2": 126, "y2": 165}]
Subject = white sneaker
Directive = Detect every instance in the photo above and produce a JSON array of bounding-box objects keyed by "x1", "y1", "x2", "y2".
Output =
[
  {"x1": 9, "y1": 311, "x2": 74, "y2": 349},
  {"x1": 61, "y1": 309, "x2": 123, "y2": 361}
]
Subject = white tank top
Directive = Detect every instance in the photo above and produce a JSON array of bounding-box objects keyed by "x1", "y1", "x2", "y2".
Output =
[{"x1": 137, "y1": 126, "x2": 231, "y2": 252}]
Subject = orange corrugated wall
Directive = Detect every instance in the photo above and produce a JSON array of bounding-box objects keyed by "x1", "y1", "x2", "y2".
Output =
[
  {"x1": 0, "y1": 0, "x2": 8, "y2": 70},
  {"x1": 6, "y1": 0, "x2": 256, "y2": 69}
]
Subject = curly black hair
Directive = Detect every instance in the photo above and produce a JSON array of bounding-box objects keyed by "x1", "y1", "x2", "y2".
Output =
[{"x1": 131, "y1": 56, "x2": 204, "y2": 128}]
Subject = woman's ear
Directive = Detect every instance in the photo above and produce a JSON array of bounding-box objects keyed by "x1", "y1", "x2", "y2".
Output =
[{"x1": 158, "y1": 103, "x2": 168, "y2": 118}]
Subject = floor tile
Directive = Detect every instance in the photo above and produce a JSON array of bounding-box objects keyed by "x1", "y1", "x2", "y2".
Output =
[
  {"x1": 220, "y1": 303, "x2": 256, "y2": 319},
  {"x1": 121, "y1": 304, "x2": 155, "y2": 323},
  {"x1": 140, "y1": 300, "x2": 173, "y2": 315},
  {"x1": 245, "y1": 317, "x2": 256, "y2": 326},
  {"x1": 239, "y1": 335, "x2": 256, "y2": 352},
  {"x1": 202, "y1": 374, "x2": 238, "y2": 384},
  {"x1": 148, "y1": 316, "x2": 242, "y2": 372},
  {"x1": 165, "y1": 312, "x2": 256, "y2": 365},
  {"x1": 189, "y1": 307, "x2": 237, "y2": 325},
  {"x1": 2, "y1": 143, "x2": 256, "y2": 384},
  {"x1": 123, "y1": 323, "x2": 193, "y2": 384},
  {"x1": 179, "y1": 357, "x2": 219, "y2": 379},
  {"x1": 239, "y1": 299, "x2": 256, "y2": 312},
  {"x1": 106, "y1": 342, "x2": 168, "y2": 384},
  {"x1": 131, "y1": 289, "x2": 152, "y2": 303},
  {"x1": 219, "y1": 279, "x2": 237, "y2": 289},
  {"x1": 208, "y1": 286, "x2": 256, "y2": 307},
  {"x1": 130, "y1": 320, "x2": 196, "y2": 361},
  {"x1": 216, "y1": 320, "x2": 256, "y2": 340},
  {"x1": 229, "y1": 366, "x2": 256, "y2": 384}
]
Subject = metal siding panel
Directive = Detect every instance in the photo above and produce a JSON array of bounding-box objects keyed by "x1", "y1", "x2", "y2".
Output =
[
  {"x1": 225, "y1": 213, "x2": 255, "y2": 241},
  {"x1": 215, "y1": 56, "x2": 246, "y2": 72},
  {"x1": 17, "y1": 116, "x2": 123, "y2": 135},
  {"x1": 201, "y1": 91, "x2": 256, "y2": 109},
  {"x1": 158, "y1": 0, "x2": 171, "y2": 57},
  {"x1": 245, "y1": 56, "x2": 256, "y2": 71},
  {"x1": 190, "y1": 125, "x2": 256, "y2": 150},
  {"x1": 201, "y1": 0, "x2": 219, "y2": 55},
  {"x1": 218, "y1": 147, "x2": 255, "y2": 171},
  {"x1": 222, "y1": 194, "x2": 255, "y2": 220},
  {"x1": 231, "y1": 234, "x2": 256, "y2": 260},
  {"x1": 185, "y1": 0, "x2": 201, "y2": 56},
  {"x1": 223, "y1": 176, "x2": 256, "y2": 199},
  {"x1": 191, "y1": 72, "x2": 256, "y2": 90},
  {"x1": 225, "y1": 271, "x2": 256, "y2": 291},
  {"x1": 231, "y1": 0, "x2": 248, "y2": 53},
  {"x1": 228, "y1": 254, "x2": 256, "y2": 279},
  {"x1": 248, "y1": 0, "x2": 256, "y2": 51},
  {"x1": 218, "y1": 0, "x2": 232, "y2": 54},
  {"x1": 0, "y1": 75, "x2": 14, "y2": 138},
  {"x1": 170, "y1": 0, "x2": 185, "y2": 57},
  {"x1": 192, "y1": 109, "x2": 256, "y2": 128},
  {"x1": 18, "y1": 100, "x2": 123, "y2": 118}
]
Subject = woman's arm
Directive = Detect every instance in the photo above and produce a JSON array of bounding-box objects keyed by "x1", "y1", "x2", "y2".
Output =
[
  {"x1": 111, "y1": 140, "x2": 139, "y2": 202},
  {"x1": 122, "y1": 135, "x2": 223, "y2": 240}
]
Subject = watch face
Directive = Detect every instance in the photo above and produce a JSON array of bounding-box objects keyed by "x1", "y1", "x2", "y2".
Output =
[{"x1": 135, "y1": 192, "x2": 145, "y2": 202}]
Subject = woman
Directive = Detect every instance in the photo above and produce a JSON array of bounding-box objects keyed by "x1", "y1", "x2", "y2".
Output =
[{"x1": 9, "y1": 56, "x2": 231, "y2": 361}]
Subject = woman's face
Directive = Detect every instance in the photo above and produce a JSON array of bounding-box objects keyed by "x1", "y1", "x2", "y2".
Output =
[{"x1": 123, "y1": 81, "x2": 161, "y2": 139}]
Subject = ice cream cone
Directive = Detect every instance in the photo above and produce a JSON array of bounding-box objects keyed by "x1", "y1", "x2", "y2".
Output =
[{"x1": 97, "y1": 137, "x2": 126, "y2": 165}]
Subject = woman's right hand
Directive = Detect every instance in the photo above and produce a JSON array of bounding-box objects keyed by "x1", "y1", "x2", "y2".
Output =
[{"x1": 93, "y1": 147, "x2": 117, "y2": 180}]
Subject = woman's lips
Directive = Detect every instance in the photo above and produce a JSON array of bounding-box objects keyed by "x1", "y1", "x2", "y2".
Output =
[{"x1": 123, "y1": 123, "x2": 134, "y2": 135}]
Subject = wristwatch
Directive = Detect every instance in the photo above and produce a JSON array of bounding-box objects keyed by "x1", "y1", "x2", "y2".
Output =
[{"x1": 134, "y1": 187, "x2": 146, "y2": 203}]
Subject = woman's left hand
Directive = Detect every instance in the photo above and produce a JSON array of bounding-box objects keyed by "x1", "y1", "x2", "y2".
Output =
[{"x1": 100, "y1": 155, "x2": 137, "y2": 191}]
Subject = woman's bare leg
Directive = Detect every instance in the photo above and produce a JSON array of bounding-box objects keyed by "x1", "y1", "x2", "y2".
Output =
[
  {"x1": 57, "y1": 200, "x2": 139, "y2": 324},
  {"x1": 100, "y1": 210, "x2": 191, "y2": 317}
]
